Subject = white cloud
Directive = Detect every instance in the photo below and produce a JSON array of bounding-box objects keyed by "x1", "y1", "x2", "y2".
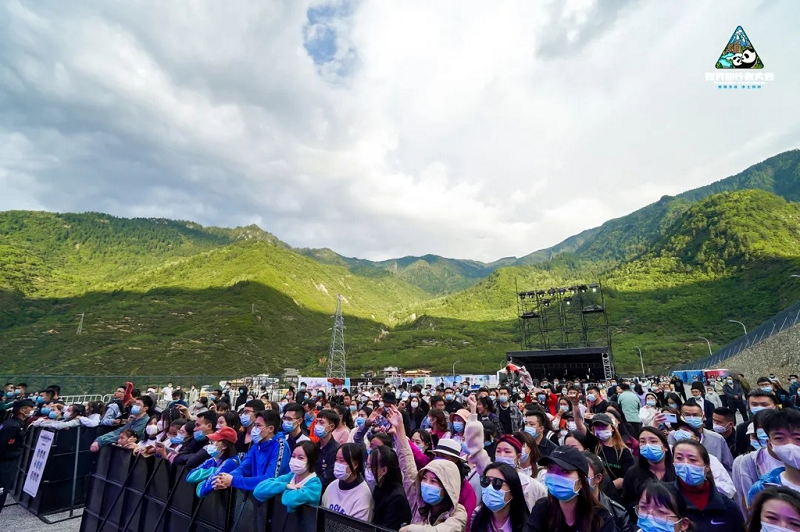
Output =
[{"x1": 0, "y1": 0, "x2": 798, "y2": 262}]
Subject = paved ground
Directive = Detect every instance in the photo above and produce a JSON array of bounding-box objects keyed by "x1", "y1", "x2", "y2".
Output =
[{"x1": 2, "y1": 497, "x2": 82, "y2": 531}]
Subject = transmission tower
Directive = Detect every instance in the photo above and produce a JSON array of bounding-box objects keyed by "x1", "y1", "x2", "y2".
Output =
[
  {"x1": 76, "y1": 313, "x2": 85, "y2": 335},
  {"x1": 327, "y1": 294, "x2": 346, "y2": 381}
]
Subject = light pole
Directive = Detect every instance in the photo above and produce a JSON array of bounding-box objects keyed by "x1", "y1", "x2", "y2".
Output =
[
  {"x1": 635, "y1": 346, "x2": 645, "y2": 377},
  {"x1": 729, "y1": 319, "x2": 747, "y2": 335},
  {"x1": 698, "y1": 336, "x2": 712, "y2": 355},
  {"x1": 452, "y1": 360, "x2": 460, "y2": 380}
]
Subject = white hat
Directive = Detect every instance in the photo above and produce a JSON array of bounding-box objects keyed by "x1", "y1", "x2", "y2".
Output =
[{"x1": 431, "y1": 439, "x2": 466, "y2": 462}]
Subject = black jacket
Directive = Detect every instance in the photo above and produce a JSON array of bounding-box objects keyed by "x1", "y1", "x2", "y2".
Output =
[
  {"x1": 524, "y1": 498, "x2": 615, "y2": 532},
  {"x1": 372, "y1": 481, "x2": 412, "y2": 530},
  {"x1": 622, "y1": 465, "x2": 677, "y2": 520},
  {"x1": 0, "y1": 416, "x2": 26, "y2": 460},
  {"x1": 599, "y1": 491, "x2": 634, "y2": 532},
  {"x1": 316, "y1": 437, "x2": 340, "y2": 493},
  {"x1": 734, "y1": 420, "x2": 753, "y2": 458},
  {"x1": 172, "y1": 436, "x2": 206, "y2": 466},
  {"x1": 678, "y1": 481, "x2": 745, "y2": 532}
]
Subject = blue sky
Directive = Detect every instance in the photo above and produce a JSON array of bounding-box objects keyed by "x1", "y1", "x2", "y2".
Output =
[{"x1": 0, "y1": 0, "x2": 798, "y2": 262}]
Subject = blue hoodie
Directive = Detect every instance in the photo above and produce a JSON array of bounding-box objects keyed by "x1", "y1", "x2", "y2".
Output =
[
  {"x1": 748, "y1": 466, "x2": 786, "y2": 505},
  {"x1": 229, "y1": 433, "x2": 291, "y2": 491}
]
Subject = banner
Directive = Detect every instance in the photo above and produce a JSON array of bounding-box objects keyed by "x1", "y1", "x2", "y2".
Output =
[{"x1": 23, "y1": 429, "x2": 55, "y2": 498}]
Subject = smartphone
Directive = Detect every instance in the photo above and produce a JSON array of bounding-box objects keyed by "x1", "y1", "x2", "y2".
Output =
[{"x1": 663, "y1": 413, "x2": 677, "y2": 424}]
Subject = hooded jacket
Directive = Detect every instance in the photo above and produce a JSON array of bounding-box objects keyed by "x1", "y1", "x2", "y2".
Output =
[
  {"x1": 396, "y1": 427, "x2": 468, "y2": 532},
  {"x1": 229, "y1": 433, "x2": 291, "y2": 491}
]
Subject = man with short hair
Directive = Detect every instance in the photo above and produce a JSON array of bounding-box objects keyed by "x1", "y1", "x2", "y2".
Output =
[
  {"x1": 724, "y1": 375, "x2": 748, "y2": 422},
  {"x1": 282, "y1": 403, "x2": 310, "y2": 451},
  {"x1": 101, "y1": 386, "x2": 126, "y2": 426},
  {"x1": 162, "y1": 382, "x2": 174, "y2": 402},
  {"x1": 91, "y1": 396, "x2": 152, "y2": 450},
  {"x1": 734, "y1": 390, "x2": 779, "y2": 457},
  {"x1": 617, "y1": 383, "x2": 641, "y2": 432},
  {"x1": 748, "y1": 408, "x2": 800, "y2": 502},
  {"x1": 237, "y1": 399, "x2": 265, "y2": 451},
  {"x1": 712, "y1": 407, "x2": 737, "y2": 456},
  {"x1": 172, "y1": 411, "x2": 217, "y2": 467},
  {"x1": 689, "y1": 382, "x2": 715, "y2": 429},
  {"x1": 496, "y1": 386, "x2": 523, "y2": 435},
  {"x1": 213, "y1": 410, "x2": 290, "y2": 491},
  {"x1": 585, "y1": 385, "x2": 608, "y2": 415},
  {"x1": 523, "y1": 410, "x2": 557, "y2": 457},
  {"x1": 789, "y1": 375, "x2": 800, "y2": 397},
  {"x1": 670, "y1": 400, "x2": 733, "y2": 472},
  {"x1": 313, "y1": 409, "x2": 341, "y2": 492},
  {"x1": 442, "y1": 387, "x2": 463, "y2": 414}
]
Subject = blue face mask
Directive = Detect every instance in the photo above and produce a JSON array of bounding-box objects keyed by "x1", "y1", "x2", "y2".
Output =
[
  {"x1": 646, "y1": 400, "x2": 657, "y2": 407},
  {"x1": 637, "y1": 515, "x2": 678, "y2": 532},
  {"x1": 251, "y1": 427, "x2": 263, "y2": 444},
  {"x1": 762, "y1": 387, "x2": 774, "y2": 393},
  {"x1": 170, "y1": 435, "x2": 185, "y2": 445},
  {"x1": 14, "y1": 389, "x2": 21, "y2": 396},
  {"x1": 349, "y1": 405, "x2": 356, "y2": 412},
  {"x1": 314, "y1": 424, "x2": 328, "y2": 439},
  {"x1": 586, "y1": 394, "x2": 596, "y2": 402},
  {"x1": 36, "y1": 396, "x2": 44, "y2": 404},
  {"x1": 498, "y1": 395, "x2": 509, "y2": 404},
  {"x1": 673, "y1": 430, "x2": 693, "y2": 442},
  {"x1": 675, "y1": 462, "x2": 706, "y2": 486},
  {"x1": 420, "y1": 483, "x2": 443, "y2": 505},
  {"x1": 640, "y1": 444, "x2": 665, "y2": 463},
  {"x1": 560, "y1": 405, "x2": 569, "y2": 412},
  {"x1": 356, "y1": 417, "x2": 365, "y2": 426},
  {"x1": 751, "y1": 439, "x2": 764, "y2": 451},
  {"x1": 544, "y1": 473, "x2": 579, "y2": 501},
  {"x1": 41, "y1": 407, "x2": 51, "y2": 415},
  {"x1": 751, "y1": 406, "x2": 768, "y2": 415},
  {"x1": 452, "y1": 421, "x2": 464, "y2": 433},
  {"x1": 537, "y1": 394, "x2": 546, "y2": 403},
  {"x1": 524, "y1": 426, "x2": 538, "y2": 439},
  {"x1": 481, "y1": 485, "x2": 508, "y2": 512},
  {"x1": 194, "y1": 430, "x2": 206, "y2": 441},
  {"x1": 445, "y1": 394, "x2": 454, "y2": 402},
  {"x1": 282, "y1": 420, "x2": 296, "y2": 433},
  {"x1": 131, "y1": 405, "x2": 142, "y2": 416},
  {"x1": 684, "y1": 416, "x2": 703, "y2": 429},
  {"x1": 48, "y1": 411, "x2": 57, "y2": 419},
  {"x1": 205, "y1": 444, "x2": 220, "y2": 458}
]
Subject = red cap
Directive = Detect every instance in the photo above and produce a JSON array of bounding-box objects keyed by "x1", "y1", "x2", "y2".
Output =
[{"x1": 207, "y1": 427, "x2": 238, "y2": 444}]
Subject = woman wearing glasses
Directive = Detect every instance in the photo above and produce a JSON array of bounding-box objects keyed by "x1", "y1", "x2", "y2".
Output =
[
  {"x1": 634, "y1": 480, "x2": 692, "y2": 532},
  {"x1": 470, "y1": 463, "x2": 529, "y2": 532}
]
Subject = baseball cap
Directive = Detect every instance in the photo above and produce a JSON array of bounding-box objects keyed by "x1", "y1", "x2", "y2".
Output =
[
  {"x1": 207, "y1": 427, "x2": 238, "y2": 444},
  {"x1": 539, "y1": 446, "x2": 589, "y2": 476},
  {"x1": 382, "y1": 392, "x2": 397, "y2": 405},
  {"x1": 587, "y1": 413, "x2": 614, "y2": 427}
]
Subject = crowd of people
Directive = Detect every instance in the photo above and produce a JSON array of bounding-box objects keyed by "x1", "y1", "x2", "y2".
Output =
[{"x1": 2, "y1": 371, "x2": 800, "y2": 532}]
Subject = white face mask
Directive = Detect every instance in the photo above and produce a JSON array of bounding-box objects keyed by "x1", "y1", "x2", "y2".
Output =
[
  {"x1": 157, "y1": 421, "x2": 165, "y2": 432},
  {"x1": 771, "y1": 443, "x2": 800, "y2": 470},
  {"x1": 146, "y1": 425, "x2": 158, "y2": 436},
  {"x1": 289, "y1": 458, "x2": 307, "y2": 474},
  {"x1": 333, "y1": 463, "x2": 350, "y2": 480}
]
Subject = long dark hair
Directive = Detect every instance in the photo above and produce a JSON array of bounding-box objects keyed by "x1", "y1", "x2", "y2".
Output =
[
  {"x1": 369, "y1": 446, "x2": 403, "y2": 490},
  {"x1": 334, "y1": 404, "x2": 354, "y2": 430},
  {"x1": 747, "y1": 486, "x2": 800, "y2": 532},
  {"x1": 339, "y1": 443, "x2": 365, "y2": 477},
  {"x1": 640, "y1": 481, "x2": 696, "y2": 532},
  {"x1": 637, "y1": 427, "x2": 673, "y2": 472},
  {"x1": 471, "y1": 463, "x2": 529, "y2": 532},
  {"x1": 513, "y1": 430, "x2": 540, "y2": 477},
  {"x1": 543, "y1": 469, "x2": 607, "y2": 532}
]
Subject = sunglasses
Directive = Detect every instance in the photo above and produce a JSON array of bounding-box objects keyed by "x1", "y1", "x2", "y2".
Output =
[{"x1": 479, "y1": 476, "x2": 508, "y2": 490}]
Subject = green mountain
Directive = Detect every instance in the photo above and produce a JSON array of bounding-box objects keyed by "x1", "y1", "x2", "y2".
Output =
[{"x1": 3, "y1": 151, "x2": 800, "y2": 378}]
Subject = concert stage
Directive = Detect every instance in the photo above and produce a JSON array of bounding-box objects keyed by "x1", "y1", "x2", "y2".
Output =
[{"x1": 506, "y1": 347, "x2": 614, "y2": 381}]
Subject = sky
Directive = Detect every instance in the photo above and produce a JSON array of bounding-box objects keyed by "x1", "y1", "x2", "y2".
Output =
[{"x1": 1, "y1": 1, "x2": 798, "y2": 262}]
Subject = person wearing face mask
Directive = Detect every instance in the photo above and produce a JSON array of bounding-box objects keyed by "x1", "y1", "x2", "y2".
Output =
[
  {"x1": 733, "y1": 410, "x2": 785, "y2": 513},
  {"x1": 0, "y1": 399, "x2": 35, "y2": 514},
  {"x1": 471, "y1": 463, "x2": 530, "y2": 532},
  {"x1": 449, "y1": 409, "x2": 471, "y2": 455},
  {"x1": 669, "y1": 421, "x2": 736, "y2": 499},
  {"x1": 748, "y1": 408, "x2": 800, "y2": 505},
  {"x1": 135, "y1": 416, "x2": 161, "y2": 454},
  {"x1": 672, "y1": 440, "x2": 744, "y2": 531},
  {"x1": 212, "y1": 410, "x2": 290, "y2": 495},
  {"x1": 186, "y1": 427, "x2": 241, "y2": 497},
  {"x1": 475, "y1": 396, "x2": 503, "y2": 440},
  {"x1": 282, "y1": 403, "x2": 311, "y2": 451},
  {"x1": 496, "y1": 386, "x2": 523, "y2": 435},
  {"x1": 640, "y1": 393, "x2": 662, "y2": 427},
  {"x1": 622, "y1": 427, "x2": 677, "y2": 519},
  {"x1": 514, "y1": 431, "x2": 542, "y2": 480},
  {"x1": 80, "y1": 401, "x2": 104, "y2": 428},
  {"x1": 577, "y1": 413, "x2": 633, "y2": 490},
  {"x1": 747, "y1": 486, "x2": 800, "y2": 532},
  {"x1": 724, "y1": 376, "x2": 749, "y2": 423},
  {"x1": 366, "y1": 445, "x2": 412, "y2": 530},
  {"x1": 253, "y1": 440, "x2": 321, "y2": 510},
  {"x1": 236, "y1": 399, "x2": 265, "y2": 453},
  {"x1": 91, "y1": 396, "x2": 152, "y2": 451},
  {"x1": 583, "y1": 452, "x2": 633, "y2": 532},
  {"x1": 711, "y1": 407, "x2": 737, "y2": 457},
  {"x1": 407, "y1": 390, "x2": 430, "y2": 433},
  {"x1": 313, "y1": 409, "x2": 342, "y2": 492},
  {"x1": 688, "y1": 383, "x2": 715, "y2": 430},
  {"x1": 320, "y1": 443, "x2": 373, "y2": 521},
  {"x1": 172, "y1": 411, "x2": 218, "y2": 467},
  {"x1": 443, "y1": 386, "x2": 464, "y2": 415},
  {"x1": 350, "y1": 406, "x2": 372, "y2": 446},
  {"x1": 525, "y1": 446, "x2": 615, "y2": 532},
  {"x1": 735, "y1": 390, "x2": 779, "y2": 457},
  {"x1": 586, "y1": 386, "x2": 609, "y2": 416},
  {"x1": 669, "y1": 401, "x2": 733, "y2": 473},
  {"x1": 523, "y1": 409, "x2": 558, "y2": 458},
  {"x1": 551, "y1": 399, "x2": 575, "y2": 447},
  {"x1": 634, "y1": 481, "x2": 693, "y2": 532}
]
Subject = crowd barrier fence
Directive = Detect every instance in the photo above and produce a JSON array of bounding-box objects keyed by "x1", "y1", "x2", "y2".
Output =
[
  {"x1": 10, "y1": 424, "x2": 114, "y2": 523},
  {"x1": 79, "y1": 445, "x2": 397, "y2": 532}
]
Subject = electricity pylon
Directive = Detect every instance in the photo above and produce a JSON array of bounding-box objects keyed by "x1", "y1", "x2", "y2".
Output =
[{"x1": 326, "y1": 295, "x2": 346, "y2": 381}]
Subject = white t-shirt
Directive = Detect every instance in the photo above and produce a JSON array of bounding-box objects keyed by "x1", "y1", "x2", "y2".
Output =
[
  {"x1": 780, "y1": 472, "x2": 800, "y2": 494},
  {"x1": 162, "y1": 386, "x2": 173, "y2": 400},
  {"x1": 321, "y1": 479, "x2": 374, "y2": 522}
]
